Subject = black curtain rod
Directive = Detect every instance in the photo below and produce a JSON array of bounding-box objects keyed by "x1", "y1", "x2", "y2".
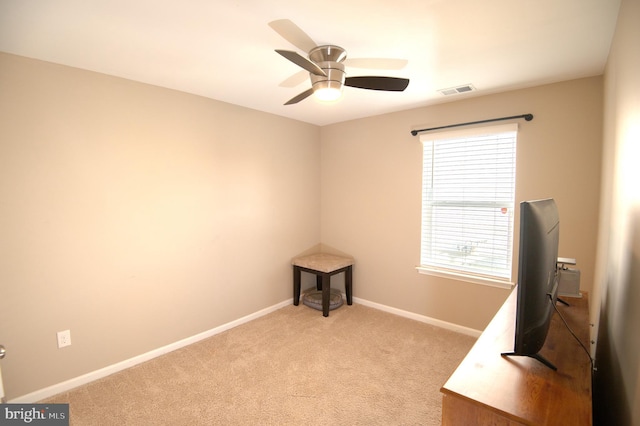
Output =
[{"x1": 410, "y1": 113, "x2": 533, "y2": 136}]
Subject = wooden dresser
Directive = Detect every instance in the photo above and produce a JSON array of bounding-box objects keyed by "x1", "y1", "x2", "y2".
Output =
[{"x1": 440, "y1": 289, "x2": 592, "y2": 425}]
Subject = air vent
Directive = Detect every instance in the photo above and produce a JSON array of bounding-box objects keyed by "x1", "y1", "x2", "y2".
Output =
[{"x1": 439, "y1": 84, "x2": 476, "y2": 96}]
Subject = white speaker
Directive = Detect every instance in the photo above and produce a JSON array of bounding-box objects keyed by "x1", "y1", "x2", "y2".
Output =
[{"x1": 558, "y1": 268, "x2": 581, "y2": 297}]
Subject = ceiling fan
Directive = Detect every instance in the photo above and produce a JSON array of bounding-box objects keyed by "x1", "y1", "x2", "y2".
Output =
[{"x1": 269, "y1": 19, "x2": 410, "y2": 105}]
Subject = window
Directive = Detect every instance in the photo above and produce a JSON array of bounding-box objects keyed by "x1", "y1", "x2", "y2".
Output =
[{"x1": 419, "y1": 123, "x2": 517, "y2": 286}]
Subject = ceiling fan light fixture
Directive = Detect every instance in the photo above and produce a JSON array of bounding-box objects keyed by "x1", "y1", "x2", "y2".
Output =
[
  {"x1": 313, "y1": 81, "x2": 343, "y2": 101},
  {"x1": 311, "y1": 59, "x2": 345, "y2": 102}
]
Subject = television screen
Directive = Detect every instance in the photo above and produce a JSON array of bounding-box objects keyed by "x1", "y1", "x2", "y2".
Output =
[{"x1": 502, "y1": 198, "x2": 560, "y2": 370}]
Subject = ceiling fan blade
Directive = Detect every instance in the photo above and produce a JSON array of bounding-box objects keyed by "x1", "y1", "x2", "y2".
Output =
[
  {"x1": 345, "y1": 76, "x2": 410, "y2": 91},
  {"x1": 276, "y1": 50, "x2": 327, "y2": 77},
  {"x1": 279, "y1": 70, "x2": 309, "y2": 88},
  {"x1": 344, "y1": 58, "x2": 408, "y2": 70},
  {"x1": 284, "y1": 88, "x2": 314, "y2": 105},
  {"x1": 268, "y1": 19, "x2": 317, "y2": 53}
]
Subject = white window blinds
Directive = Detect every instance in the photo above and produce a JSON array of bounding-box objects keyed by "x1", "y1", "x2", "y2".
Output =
[{"x1": 420, "y1": 124, "x2": 517, "y2": 281}]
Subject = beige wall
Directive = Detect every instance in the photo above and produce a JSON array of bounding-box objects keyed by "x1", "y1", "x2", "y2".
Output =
[
  {"x1": 320, "y1": 77, "x2": 603, "y2": 330},
  {"x1": 593, "y1": 0, "x2": 640, "y2": 422},
  {"x1": 0, "y1": 51, "x2": 606, "y2": 401},
  {"x1": 0, "y1": 52, "x2": 321, "y2": 399}
]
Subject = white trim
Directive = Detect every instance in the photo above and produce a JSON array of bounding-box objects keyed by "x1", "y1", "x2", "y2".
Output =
[
  {"x1": 0, "y1": 364, "x2": 5, "y2": 403},
  {"x1": 416, "y1": 266, "x2": 515, "y2": 290},
  {"x1": 352, "y1": 296, "x2": 482, "y2": 338},
  {"x1": 12, "y1": 296, "x2": 481, "y2": 403},
  {"x1": 9, "y1": 299, "x2": 291, "y2": 403}
]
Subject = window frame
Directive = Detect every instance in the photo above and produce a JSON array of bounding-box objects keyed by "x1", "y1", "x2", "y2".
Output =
[{"x1": 417, "y1": 123, "x2": 518, "y2": 289}]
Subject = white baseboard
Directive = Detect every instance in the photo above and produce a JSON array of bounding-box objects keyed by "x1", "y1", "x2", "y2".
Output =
[
  {"x1": 10, "y1": 299, "x2": 291, "y2": 403},
  {"x1": 12, "y1": 296, "x2": 480, "y2": 403},
  {"x1": 352, "y1": 296, "x2": 483, "y2": 338}
]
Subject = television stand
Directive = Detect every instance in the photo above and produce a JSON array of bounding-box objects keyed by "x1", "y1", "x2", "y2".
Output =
[
  {"x1": 441, "y1": 289, "x2": 592, "y2": 425},
  {"x1": 500, "y1": 351, "x2": 557, "y2": 371}
]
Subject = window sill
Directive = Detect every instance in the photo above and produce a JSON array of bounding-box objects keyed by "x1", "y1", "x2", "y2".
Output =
[{"x1": 416, "y1": 266, "x2": 515, "y2": 290}]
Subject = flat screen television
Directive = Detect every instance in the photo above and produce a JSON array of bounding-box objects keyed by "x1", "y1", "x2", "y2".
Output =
[{"x1": 502, "y1": 198, "x2": 561, "y2": 370}]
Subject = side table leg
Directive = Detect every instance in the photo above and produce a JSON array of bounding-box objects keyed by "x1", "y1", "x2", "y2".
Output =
[
  {"x1": 322, "y1": 273, "x2": 330, "y2": 317},
  {"x1": 293, "y1": 266, "x2": 301, "y2": 305},
  {"x1": 345, "y1": 266, "x2": 353, "y2": 305}
]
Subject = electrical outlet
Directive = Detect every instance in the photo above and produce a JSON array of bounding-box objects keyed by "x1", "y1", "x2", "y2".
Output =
[{"x1": 57, "y1": 330, "x2": 71, "y2": 348}]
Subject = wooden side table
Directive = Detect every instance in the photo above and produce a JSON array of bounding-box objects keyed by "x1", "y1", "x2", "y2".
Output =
[{"x1": 292, "y1": 253, "x2": 354, "y2": 317}]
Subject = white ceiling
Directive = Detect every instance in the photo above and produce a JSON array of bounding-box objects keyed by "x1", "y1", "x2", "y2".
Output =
[{"x1": 0, "y1": 0, "x2": 621, "y2": 126}]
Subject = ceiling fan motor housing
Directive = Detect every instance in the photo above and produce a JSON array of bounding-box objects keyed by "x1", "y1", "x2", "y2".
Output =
[
  {"x1": 309, "y1": 45, "x2": 347, "y2": 93},
  {"x1": 309, "y1": 45, "x2": 347, "y2": 63},
  {"x1": 310, "y1": 61, "x2": 345, "y2": 90}
]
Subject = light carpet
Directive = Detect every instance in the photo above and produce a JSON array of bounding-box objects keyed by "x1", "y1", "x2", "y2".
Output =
[{"x1": 42, "y1": 302, "x2": 476, "y2": 425}]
